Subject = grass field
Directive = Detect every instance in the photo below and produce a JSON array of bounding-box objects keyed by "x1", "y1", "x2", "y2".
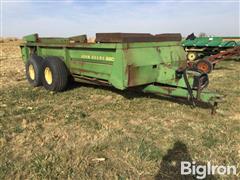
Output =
[{"x1": 0, "y1": 41, "x2": 239, "y2": 179}]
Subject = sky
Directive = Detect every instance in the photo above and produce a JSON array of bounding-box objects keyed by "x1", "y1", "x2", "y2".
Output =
[{"x1": 1, "y1": 0, "x2": 240, "y2": 38}]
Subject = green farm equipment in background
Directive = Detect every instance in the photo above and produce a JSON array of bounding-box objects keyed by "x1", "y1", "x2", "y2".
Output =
[
  {"x1": 182, "y1": 33, "x2": 240, "y2": 61},
  {"x1": 182, "y1": 33, "x2": 240, "y2": 73},
  {"x1": 20, "y1": 33, "x2": 222, "y2": 110}
]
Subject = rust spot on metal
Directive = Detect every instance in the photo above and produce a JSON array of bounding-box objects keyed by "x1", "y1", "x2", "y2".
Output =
[
  {"x1": 123, "y1": 48, "x2": 139, "y2": 87},
  {"x1": 127, "y1": 65, "x2": 138, "y2": 87},
  {"x1": 207, "y1": 46, "x2": 240, "y2": 63}
]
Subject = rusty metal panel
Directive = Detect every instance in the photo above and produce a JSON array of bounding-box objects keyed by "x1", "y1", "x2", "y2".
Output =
[
  {"x1": 155, "y1": 33, "x2": 182, "y2": 41},
  {"x1": 127, "y1": 65, "x2": 158, "y2": 87},
  {"x1": 96, "y1": 33, "x2": 152, "y2": 43},
  {"x1": 96, "y1": 33, "x2": 182, "y2": 43}
]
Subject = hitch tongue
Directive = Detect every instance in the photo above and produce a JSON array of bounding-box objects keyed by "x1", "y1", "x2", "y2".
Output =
[
  {"x1": 183, "y1": 69, "x2": 196, "y2": 107},
  {"x1": 202, "y1": 93, "x2": 225, "y2": 115}
]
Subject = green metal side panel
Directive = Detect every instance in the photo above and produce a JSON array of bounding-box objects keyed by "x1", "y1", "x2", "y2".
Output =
[
  {"x1": 122, "y1": 46, "x2": 160, "y2": 87},
  {"x1": 23, "y1": 34, "x2": 38, "y2": 42},
  {"x1": 109, "y1": 46, "x2": 125, "y2": 90},
  {"x1": 67, "y1": 48, "x2": 115, "y2": 81},
  {"x1": 119, "y1": 43, "x2": 188, "y2": 88},
  {"x1": 70, "y1": 60, "x2": 112, "y2": 80},
  {"x1": 68, "y1": 49, "x2": 116, "y2": 61},
  {"x1": 40, "y1": 48, "x2": 65, "y2": 59},
  {"x1": 123, "y1": 47, "x2": 161, "y2": 66},
  {"x1": 182, "y1": 36, "x2": 240, "y2": 47},
  {"x1": 123, "y1": 47, "x2": 155, "y2": 86},
  {"x1": 219, "y1": 41, "x2": 239, "y2": 47},
  {"x1": 123, "y1": 41, "x2": 181, "y2": 48},
  {"x1": 156, "y1": 46, "x2": 188, "y2": 88},
  {"x1": 20, "y1": 46, "x2": 30, "y2": 63},
  {"x1": 25, "y1": 42, "x2": 117, "y2": 49}
]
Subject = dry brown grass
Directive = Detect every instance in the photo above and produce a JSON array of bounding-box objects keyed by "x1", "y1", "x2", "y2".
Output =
[
  {"x1": 0, "y1": 41, "x2": 239, "y2": 179},
  {"x1": 0, "y1": 40, "x2": 24, "y2": 88}
]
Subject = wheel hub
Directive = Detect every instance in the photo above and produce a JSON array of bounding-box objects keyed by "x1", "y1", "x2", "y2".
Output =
[
  {"x1": 29, "y1": 64, "x2": 35, "y2": 80},
  {"x1": 44, "y1": 67, "x2": 53, "y2": 85},
  {"x1": 197, "y1": 62, "x2": 209, "y2": 73},
  {"x1": 188, "y1": 52, "x2": 197, "y2": 61}
]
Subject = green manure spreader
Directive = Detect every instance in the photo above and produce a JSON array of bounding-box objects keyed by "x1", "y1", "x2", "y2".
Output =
[{"x1": 20, "y1": 33, "x2": 222, "y2": 109}]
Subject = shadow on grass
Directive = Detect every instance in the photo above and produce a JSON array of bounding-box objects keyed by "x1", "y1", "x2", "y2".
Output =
[
  {"x1": 213, "y1": 66, "x2": 235, "y2": 71},
  {"x1": 67, "y1": 81, "x2": 213, "y2": 110},
  {"x1": 155, "y1": 141, "x2": 217, "y2": 180}
]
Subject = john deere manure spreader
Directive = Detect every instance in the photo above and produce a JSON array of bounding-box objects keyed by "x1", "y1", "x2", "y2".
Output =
[{"x1": 20, "y1": 33, "x2": 221, "y2": 107}]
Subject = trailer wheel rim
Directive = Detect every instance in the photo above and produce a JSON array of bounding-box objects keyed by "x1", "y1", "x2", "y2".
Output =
[
  {"x1": 29, "y1": 64, "x2": 35, "y2": 80},
  {"x1": 187, "y1": 52, "x2": 197, "y2": 61},
  {"x1": 44, "y1": 67, "x2": 53, "y2": 85},
  {"x1": 197, "y1": 62, "x2": 209, "y2": 73}
]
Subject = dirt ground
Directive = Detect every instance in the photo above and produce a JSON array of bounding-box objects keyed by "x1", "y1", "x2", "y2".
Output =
[{"x1": 0, "y1": 41, "x2": 239, "y2": 179}]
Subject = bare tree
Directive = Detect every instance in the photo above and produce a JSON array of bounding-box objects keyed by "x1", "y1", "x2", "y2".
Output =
[{"x1": 199, "y1": 32, "x2": 208, "y2": 37}]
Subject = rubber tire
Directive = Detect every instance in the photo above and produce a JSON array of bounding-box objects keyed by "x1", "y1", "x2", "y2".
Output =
[
  {"x1": 42, "y1": 57, "x2": 68, "y2": 92},
  {"x1": 187, "y1": 52, "x2": 198, "y2": 61},
  {"x1": 195, "y1": 59, "x2": 213, "y2": 74},
  {"x1": 26, "y1": 55, "x2": 44, "y2": 87}
]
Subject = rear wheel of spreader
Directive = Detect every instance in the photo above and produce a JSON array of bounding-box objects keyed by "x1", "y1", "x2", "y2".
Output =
[
  {"x1": 42, "y1": 57, "x2": 68, "y2": 91},
  {"x1": 26, "y1": 55, "x2": 44, "y2": 87},
  {"x1": 187, "y1": 52, "x2": 198, "y2": 61},
  {"x1": 195, "y1": 59, "x2": 213, "y2": 74}
]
